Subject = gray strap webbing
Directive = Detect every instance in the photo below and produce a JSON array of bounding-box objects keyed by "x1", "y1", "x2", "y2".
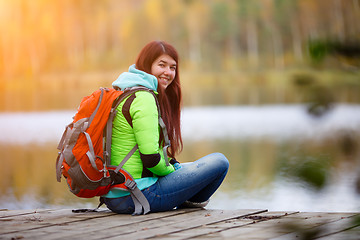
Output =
[
  {"x1": 114, "y1": 144, "x2": 138, "y2": 173},
  {"x1": 88, "y1": 88, "x2": 104, "y2": 127},
  {"x1": 103, "y1": 88, "x2": 142, "y2": 165},
  {"x1": 159, "y1": 117, "x2": 170, "y2": 166},
  {"x1": 56, "y1": 152, "x2": 64, "y2": 182},
  {"x1": 132, "y1": 187, "x2": 150, "y2": 214},
  {"x1": 125, "y1": 179, "x2": 151, "y2": 215},
  {"x1": 116, "y1": 87, "x2": 171, "y2": 167},
  {"x1": 131, "y1": 192, "x2": 144, "y2": 215},
  {"x1": 104, "y1": 108, "x2": 117, "y2": 165},
  {"x1": 56, "y1": 123, "x2": 78, "y2": 182},
  {"x1": 123, "y1": 87, "x2": 171, "y2": 166},
  {"x1": 56, "y1": 124, "x2": 73, "y2": 182},
  {"x1": 57, "y1": 123, "x2": 72, "y2": 150},
  {"x1": 68, "y1": 118, "x2": 87, "y2": 146},
  {"x1": 84, "y1": 131, "x2": 99, "y2": 171}
]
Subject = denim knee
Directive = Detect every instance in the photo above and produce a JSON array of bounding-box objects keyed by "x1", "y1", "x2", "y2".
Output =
[{"x1": 211, "y1": 152, "x2": 229, "y2": 171}]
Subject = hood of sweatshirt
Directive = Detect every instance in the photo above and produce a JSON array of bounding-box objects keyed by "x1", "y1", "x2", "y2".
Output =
[{"x1": 112, "y1": 64, "x2": 158, "y2": 91}]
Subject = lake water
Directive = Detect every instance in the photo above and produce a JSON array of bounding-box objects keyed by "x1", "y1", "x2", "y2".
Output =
[{"x1": 1, "y1": 104, "x2": 359, "y2": 212}]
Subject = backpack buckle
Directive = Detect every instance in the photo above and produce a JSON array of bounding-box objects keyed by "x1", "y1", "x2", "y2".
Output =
[
  {"x1": 102, "y1": 163, "x2": 107, "y2": 177},
  {"x1": 125, "y1": 179, "x2": 137, "y2": 191}
]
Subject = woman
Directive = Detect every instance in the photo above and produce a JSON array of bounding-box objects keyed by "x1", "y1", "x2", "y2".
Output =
[{"x1": 103, "y1": 41, "x2": 229, "y2": 214}]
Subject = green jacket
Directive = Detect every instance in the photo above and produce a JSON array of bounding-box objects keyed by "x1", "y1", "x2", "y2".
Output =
[{"x1": 103, "y1": 65, "x2": 175, "y2": 198}]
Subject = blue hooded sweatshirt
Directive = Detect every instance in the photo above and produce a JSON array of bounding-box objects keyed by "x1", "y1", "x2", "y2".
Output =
[{"x1": 112, "y1": 64, "x2": 158, "y2": 91}]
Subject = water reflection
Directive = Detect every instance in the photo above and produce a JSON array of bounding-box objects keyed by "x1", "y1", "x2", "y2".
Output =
[
  {"x1": 180, "y1": 138, "x2": 360, "y2": 212},
  {"x1": 0, "y1": 105, "x2": 359, "y2": 212},
  {"x1": 1, "y1": 104, "x2": 360, "y2": 144},
  {"x1": 0, "y1": 137, "x2": 359, "y2": 212}
]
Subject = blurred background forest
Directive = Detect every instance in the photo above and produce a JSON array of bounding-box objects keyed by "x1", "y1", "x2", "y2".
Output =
[
  {"x1": 1, "y1": 0, "x2": 360, "y2": 212},
  {"x1": 0, "y1": 0, "x2": 360, "y2": 111}
]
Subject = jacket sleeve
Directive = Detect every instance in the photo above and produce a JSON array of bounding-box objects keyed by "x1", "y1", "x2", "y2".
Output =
[{"x1": 130, "y1": 91, "x2": 175, "y2": 176}]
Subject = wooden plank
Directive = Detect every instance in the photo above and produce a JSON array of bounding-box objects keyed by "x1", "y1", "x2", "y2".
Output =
[
  {"x1": 155, "y1": 214, "x2": 265, "y2": 239},
  {"x1": 0, "y1": 208, "x2": 201, "y2": 240},
  {"x1": 317, "y1": 225, "x2": 360, "y2": 240},
  {"x1": 0, "y1": 209, "x2": 75, "y2": 234},
  {"x1": 316, "y1": 215, "x2": 360, "y2": 239},
  {"x1": 0, "y1": 209, "x2": 176, "y2": 239},
  {"x1": 158, "y1": 211, "x2": 298, "y2": 240},
  {"x1": 188, "y1": 211, "x2": 300, "y2": 239},
  {"x1": 0, "y1": 208, "x2": 112, "y2": 223},
  {"x1": 273, "y1": 211, "x2": 359, "y2": 228},
  {"x1": 0, "y1": 208, "x2": 116, "y2": 235},
  {"x1": 105, "y1": 209, "x2": 267, "y2": 240},
  {"x1": 45, "y1": 208, "x2": 201, "y2": 240},
  {"x1": 193, "y1": 212, "x2": 360, "y2": 240},
  {"x1": 11, "y1": 209, "x2": 264, "y2": 240},
  {"x1": 272, "y1": 212, "x2": 360, "y2": 240},
  {"x1": 0, "y1": 208, "x2": 52, "y2": 218},
  {"x1": 0, "y1": 209, "x2": 359, "y2": 240},
  {"x1": 43, "y1": 209, "x2": 264, "y2": 240}
]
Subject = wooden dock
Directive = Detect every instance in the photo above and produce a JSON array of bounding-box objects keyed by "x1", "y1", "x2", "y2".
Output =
[{"x1": 0, "y1": 208, "x2": 359, "y2": 239}]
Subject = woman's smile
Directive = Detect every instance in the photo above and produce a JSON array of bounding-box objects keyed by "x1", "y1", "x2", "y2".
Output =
[{"x1": 151, "y1": 54, "x2": 176, "y2": 89}]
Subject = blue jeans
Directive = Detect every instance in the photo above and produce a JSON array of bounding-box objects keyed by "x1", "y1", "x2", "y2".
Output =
[{"x1": 104, "y1": 152, "x2": 229, "y2": 214}]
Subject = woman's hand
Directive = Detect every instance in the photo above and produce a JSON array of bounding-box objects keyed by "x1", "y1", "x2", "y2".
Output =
[{"x1": 170, "y1": 158, "x2": 182, "y2": 170}]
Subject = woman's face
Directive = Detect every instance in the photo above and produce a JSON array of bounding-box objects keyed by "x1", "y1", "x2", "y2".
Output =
[{"x1": 151, "y1": 54, "x2": 176, "y2": 89}]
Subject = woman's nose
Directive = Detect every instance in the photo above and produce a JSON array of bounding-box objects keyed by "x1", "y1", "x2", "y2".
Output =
[{"x1": 163, "y1": 67, "x2": 170, "y2": 75}]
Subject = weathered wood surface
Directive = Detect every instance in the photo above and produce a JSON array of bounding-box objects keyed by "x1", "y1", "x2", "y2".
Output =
[{"x1": 0, "y1": 208, "x2": 359, "y2": 239}]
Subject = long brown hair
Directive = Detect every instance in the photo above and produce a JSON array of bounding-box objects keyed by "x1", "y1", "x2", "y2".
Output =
[{"x1": 135, "y1": 41, "x2": 183, "y2": 158}]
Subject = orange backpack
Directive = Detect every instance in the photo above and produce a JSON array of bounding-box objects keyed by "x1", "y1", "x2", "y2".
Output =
[{"x1": 56, "y1": 87, "x2": 151, "y2": 215}]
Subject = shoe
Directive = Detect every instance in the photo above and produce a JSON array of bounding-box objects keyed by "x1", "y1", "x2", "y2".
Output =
[{"x1": 179, "y1": 200, "x2": 209, "y2": 208}]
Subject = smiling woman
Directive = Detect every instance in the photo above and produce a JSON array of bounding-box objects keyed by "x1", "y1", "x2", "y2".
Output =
[
  {"x1": 95, "y1": 41, "x2": 229, "y2": 215},
  {"x1": 151, "y1": 54, "x2": 177, "y2": 89}
]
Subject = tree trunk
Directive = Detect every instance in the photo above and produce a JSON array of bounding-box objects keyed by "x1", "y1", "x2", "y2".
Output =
[{"x1": 246, "y1": 19, "x2": 259, "y2": 68}]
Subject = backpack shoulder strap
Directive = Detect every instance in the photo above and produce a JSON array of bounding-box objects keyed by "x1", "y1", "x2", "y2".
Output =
[
  {"x1": 125, "y1": 179, "x2": 151, "y2": 215},
  {"x1": 117, "y1": 87, "x2": 170, "y2": 166},
  {"x1": 121, "y1": 87, "x2": 157, "y2": 127},
  {"x1": 103, "y1": 88, "x2": 140, "y2": 165},
  {"x1": 122, "y1": 94, "x2": 136, "y2": 128},
  {"x1": 104, "y1": 87, "x2": 159, "y2": 215}
]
